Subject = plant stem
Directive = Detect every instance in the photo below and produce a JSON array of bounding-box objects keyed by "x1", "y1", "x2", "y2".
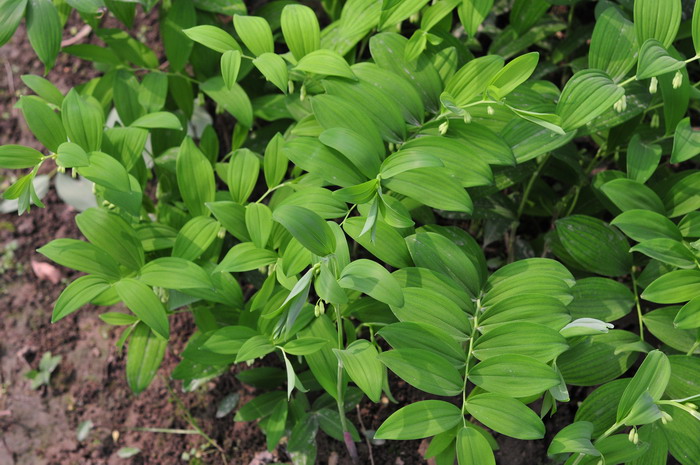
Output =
[
  {"x1": 334, "y1": 304, "x2": 359, "y2": 464},
  {"x1": 630, "y1": 267, "x2": 645, "y2": 342},
  {"x1": 570, "y1": 421, "x2": 622, "y2": 465},
  {"x1": 461, "y1": 300, "x2": 481, "y2": 425}
]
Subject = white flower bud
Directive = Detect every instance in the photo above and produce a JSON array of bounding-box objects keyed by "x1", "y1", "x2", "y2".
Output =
[
  {"x1": 649, "y1": 76, "x2": 658, "y2": 94},
  {"x1": 438, "y1": 120, "x2": 449, "y2": 135},
  {"x1": 487, "y1": 105, "x2": 495, "y2": 115},
  {"x1": 463, "y1": 112, "x2": 472, "y2": 124},
  {"x1": 628, "y1": 428, "x2": 636, "y2": 443},
  {"x1": 613, "y1": 95, "x2": 627, "y2": 113},
  {"x1": 672, "y1": 70, "x2": 683, "y2": 89},
  {"x1": 300, "y1": 84, "x2": 307, "y2": 101},
  {"x1": 651, "y1": 113, "x2": 660, "y2": 128}
]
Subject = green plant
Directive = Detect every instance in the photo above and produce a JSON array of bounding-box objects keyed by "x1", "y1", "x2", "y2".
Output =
[
  {"x1": 25, "y1": 351, "x2": 61, "y2": 389},
  {"x1": 3, "y1": 0, "x2": 700, "y2": 463}
]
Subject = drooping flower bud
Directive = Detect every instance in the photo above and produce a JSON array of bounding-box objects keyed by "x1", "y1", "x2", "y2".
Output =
[
  {"x1": 438, "y1": 120, "x2": 449, "y2": 135},
  {"x1": 672, "y1": 70, "x2": 683, "y2": 89},
  {"x1": 649, "y1": 76, "x2": 658, "y2": 94}
]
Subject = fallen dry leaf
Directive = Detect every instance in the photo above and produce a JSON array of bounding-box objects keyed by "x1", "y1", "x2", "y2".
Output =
[{"x1": 31, "y1": 260, "x2": 61, "y2": 284}]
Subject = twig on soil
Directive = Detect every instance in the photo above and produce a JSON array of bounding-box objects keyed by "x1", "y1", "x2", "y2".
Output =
[
  {"x1": 4, "y1": 62, "x2": 14, "y2": 95},
  {"x1": 132, "y1": 427, "x2": 199, "y2": 435},
  {"x1": 61, "y1": 25, "x2": 92, "y2": 48},
  {"x1": 0, "y1": 410, "x2": 11, "y2": 417},
  {"x1": 355, "y1": 405, "x2": 375, "y2": 465}
]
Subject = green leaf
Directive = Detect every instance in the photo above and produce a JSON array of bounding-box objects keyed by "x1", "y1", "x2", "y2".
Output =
[
  {"x1": 627, "y1": 134, "x2": 662, "y2": 183},
  {"x1": 61, "y1": 90, "x2": 104, "y2": 152},
  {"x1": 76, "y1": 208, "x2": 144, "y2": 271},
  {"x1": 631, "y1": 238, "x2": 697, "y2": 269},
  {"x1": 283, "y1": 137, "x2": 366, "y2": 188},
  {"x1": 343, "y1": 217, "x2": 412, "y2": 269},
  {"x1": 131, "y1": 112, "x2": 183, "y2": 130},
  {"x1": 575, "y1": 379, "x2": 629, "y2": 437},
  {"x1": 272, "y1": 205, "x2": 336, "y2": 256},
  {"x1": 76, "y1": 152, "x2": 130, "y2": 193},
  {"x1": 694, "y1": 0, "x2": 700, "y2": 56},
  {"x1": 636, "y1": 39, "x2": 684, "y2": 80},
  {"x1": 139, "y1": 257, "x2": 213, "y2": 290},
  {"x1": 207, "y1": 201, "x2": 249, "y2": 241},
  {"x1": 26, "y1": 0, "x2": 61, "y2": 71},
  {"x1": 38, "y1": 238, "x2": 121, "y2": 280},
  {"x1": 280, "y1": 4, "x2": 320, "y2": 60},
  {"x1": 671, "y1": 118, "x2": 700, "y2": 164},
  {"x1": 20, "y1": 74, "x2": 64, "y2": 107},
  {"x1": 465, "y1": 393, "x2": 545, "y2": 440},
  {"x1": 459, "y1": 0, "x2": 494, "y2": 37},
  {"x1": 480, "y1": 294, "x2": 571, "y2": 332},
  {"x1": 380, "y1": 150, "x2": 443, "y2": 179},
  {"x1": 390, "y1": 287, "x2": 471, "y2": 340},
  {"x1": 295, "y1": 50, "x2": 356, "y2": 79},
  {"x1": 253, "y1": 53, "x2": 288, "y2": 93},
  {"x1": 611, "y1": 209, "x2": 682, "y2": 242},
  {"x1": 378, "y1": 322, "x2": 466, "y2": 369},
  {"x1": 674, "y1": 296, "x2": 700, "y2": 329},
  {"x1": 319, "y1": 128, "x2": 382, "y2": 179},
  {"x1": 568, "y1": 277, "x2": 634, "y2": 323},
  {"x1": 617, "y1": 350, "x2": 670, "y2": 423},
  {"x1": 661, "y1": 405, "x2": 700, "y2": 465},
  {"x1": 221, "y1": 50, "x2": 241, "y2": 90},
  {"x1": 0, "y1": 0, "x2": 27, "y2": 48},
  {"x1": 138, "y1": 72, "x2": 168, "y2": 114},
  {"x1": 161, "y1": 0, "x2": 195, "y2": 71},
  {"x1": 642, "y1": 270, "x2": 700, "y2": 304},
  {"x1": 556, "y1": 69, "x2": 625, "y2": 131},
  {"x1": 233, "y1": 15, "x2": 274, "y2": 56},
  {"x1": 472, "y1": 322, "x2": 568, "y2": 362},
  {"x1": 663, "y1": 171, "x2": 700, "y2": 218},
  {"x1": 634, "y1": 0, "x2": 681, "y2": 48},
  {"x1": 338, "y1": 259, "x2": 404, "y2": 307},
  {"x1": 444, "y1": 55, "x2": 504, "y2": 107},
  {"x1": 172, "y1": 216, "x2": 220, "y2": 261},
  {"x1": 201, "y1": 77, "x2": 253, "y2": 127},
  {"x1": 114, "y1": 278, "x2": 169, "y2": 340},
  {"x1": 20, "y1": 96, "x2": 66, "y2": 152},
  {"x1": 487, "y1": 52, "x2": 539, "y2": 100},
  {"x1": 279, "y1": 188, "x2": 348, "y2": 220},
  {"x1": 547, "y1": 422, "x2": 599, "y2": 457},
  {"x1": 234, "y1": 391, "x2": 286, "y2": 421},
  {"x1": 469, "y1": 354, "x2": 559, "y2": 397},
  {"x1": 182, "y1": 25, "x2": 240, "y2": 53},
  {"x1": 600, "y1": 178, "x2": 665, "y2": 214},
  {"x1": 589, "y1": 7, "x2": 638, "y2": 82},
  {"x1": 215, "y1": 242, "x2": 277, "y2": 273},
  {"x1": 245, "y1": 203, "x2": 272, "y2": 249},
  {"x1": 383, "y1": 168, "x2": 473, "y2": 214},
  {"x1": 262, "y1": 133, "x2": 287, "y2": 189},
  {"x1": 456, "y1": 426, "x2": 496, "y2": 465},
  {"x1": 227, "y1": 148, "x2": 259, "y2": 203},
  {"x1": 0, "y1": 145, "x2": 43, "y2": 169},
  {"x1": 380, "y1": 0, "x2": 431, "y2": 30},
  {"x1": 333, "y1": 339, "x2": 383, "y2": 402},
  {"x1": 235, "y1": 335, "x2": 275, "y2": 362},
  {"x1": 379, "y1": 348, "x2": 463, "y2": 396},
  {"x1": 374, "y1": 400, "x2": 463, "y2": 440},
  {"x1": 52, "y1": 275, "x2": 111, "y2": 322},
  {"x1": 555, "y1": 215, "x2": 631, "y2": 277},
  {"x1": 283, "y1": 337, "x2": 328, "y2": 356},
  {"x1": 126, "y1": 322, "x2": 167, "y2": 394},
  {"x1": 176, "y1": 137, "x2": 215, "y2": 217}
]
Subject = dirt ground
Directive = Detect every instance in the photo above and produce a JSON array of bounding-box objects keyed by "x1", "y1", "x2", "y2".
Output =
[{"x1": 0, "y1": 7, "x2": 650, "y2": 465}]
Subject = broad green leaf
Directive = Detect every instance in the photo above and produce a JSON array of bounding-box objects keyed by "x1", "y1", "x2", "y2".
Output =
[
  {"x1": 487, "y1": 52, "x2": 539, "y2": 100},
  {"x1": 663, "y1": 171, "x2": 700, "y2": 218},
  {"x1": 273, "y1": 205, "x2": 335, "y2": 256},
  {"x1": 556, "y1": 69, "x2": 624, "y2": 131},
  {"x1": 472, "y1": 322, "x2": 567, "y2": 362},
  {"x1": 378, "y1": 322, "x2": 466, "y2": 369},
  {"x1": 611, "y1": 209, "x2": 682, "y2": 242},
  {"x1": 568, "y1": 277, "x2": 634, "y2": 322},
  {"x1": 227, "y1": 148, "x2": 259, "y2": 203},
  {"x1": 444, "y1": 55, "x2": 504, "y2": 107},
  {"x1": 207, "y1": 201, "x2": 249, "y2": 241},
  {"x1": 26, "y1": 0, "x2": 61, "y2": 71},
  {"x1": 176, "y1": 137, "x2": 215, "y2": 217},
  {"x1": 126, "y1": 322, "x2": 166, "y2": 394},
  {"x1": 634, "y1": 0, "x2": 681, "y2": 48},
  {"x1": 172, "y1": 216, "x2": 220, "y2": 261},
  {"x1": 138, "y1": 72, "x2": 168, "y2": 113},
  {"x1": 114, "y1": 278, "x2": 169, "y2": 340},
  {"x1": 480, "y1": 294, "x2": 571, "y2": 332},
  {"x1": 235, "y1": 335, "x2": 275, "y2": 362},
  {"x1": 600, "y1": 178, "x2": 665, "y2": 214},
  {"x1": 379, "y1": 348, "x2": 463, "y2": 396},
  {"x1": 20, "y1": 96, "x2": 66, "y2": 152},
  {"x1": 403, "y1": 29, "x2": 427, "y2": 62},
  {"x1": 667, "y1": 355, "x2": 700, "y2": 398},
  {"x1": 617, "y1": 350, "x2": 670, "y2": 423},
  {"x1": 279, "y1": 187, "x2": 348, "y2": 220},
  {"x1": 52, "y1": 275, "x2": 111, "y2": 322},
  {"x1": 456, "y1": 426, "x2": 496, "y2": 465},
  {"x1": 319, "y1": 127, "x2": 382, "y2": 179},
  {"x1": 0, "y1": 0, "x2": 27, "y2": 48},
  {"x1": 333, "y1": 340, "x2": 383, "y2": 402},
  {"x1": 76, "y1": 208, "x2": 144, "y2": 270},
  {"x1": 139, "y1": 257, "x2": 213, "y2": 290},
  {"x1": 201, "y1": 78, "x2": 254, "y2": 128},
  {"x1": 0, "y1": 145, "x2": 43, "y2": 169},
  {"x1": 380, "y1": 150, "x2": 443, "y2": 179},
  {"x1": 627, "y1": 134, "x2": 662, "y2": 183},
  {"x1": 555, "y1": 215, "x2": 631, "y2": 277},
  {"x1": 383, "y1": 168, "x2": 473, "y2": 213},
  {"x1": 642, "y1": 270, "x2": 700, "y2": 304},
  {"x1": 343, "y1": 217, "x2": 412, "y2": 269},
  {"x1": 99, "y1": 312, "x2": 138, "y2": 326},
  {"x1": 390, "y1": 287, "x2": 471, "y2": 340},
  {"x1": 77, "y1": 151, "x2": 130, "y2": 193},
  {"x1": 20, "y1": 74, "x2": 64, "y2": 107},
  {"x1": 215, "y1": 242, "x2": 277, "y2": 273},
  {"x1": 694, "y1": 0, "x2": 700, "y2": 56},
  {"x1": 253, "y1": 53, "x2": 288, "y2": 93},
  {"x1": 296, "y1": 49, "x2": 355, "y2": 79},
  {"x1": 660, "y1": 405, "x2": 700, "y2": 465},
  {"x1": 547, "y1": 422, "x2": 599, "y2": 457},
  {"x1": 636, "y1": 39, "x2": 684, "y2": 80},
  {"x1": 38, "y1": 238, "x2": 121, "y2": 280},
  {"x1": 233, "y1": 15, "x2": 274, "y2": 56},
  {"x1": 380, "y1": 0, "x2": 431, "y2": 30},
  {"x1": 245, "y1": 203, "x2": 272, "y2": 249},
  {"x1": 671, "y1": 118, "x2": 700, "y2": 163},
  {"x1": 61, "y1": 90, "x2": 104, "y2": 152},
  {"x1": 281, "y1": 4, "x2": 320, "y2": 60},
  {"x1": 182, "y1": 25, "x2": 240, "y2": 53},
  {"x1": 283, "y1": 136, "x2": 366, "y2": 188},
  {"x1": 234, "y1": 391, "x2": 287, "y2": 421},
  {"x1": 575, "y1": 379, "x2": 630, "y2": 437},
  {"x1": 644, "y1": 307, "x2": 700, "y2": 355},
  {"x1": 469, "y1": 354, "x2": 559, "y2": 397},
  {"x1": 283, "y1": 337, "x2": 328, "y2": 356},
  {"x1": 674, "y1": 296, "x2": 700, "y2": 329},
  {"x1": 589, "y1": 7, "x2": 638, "y2": 82},
  {"x1": 465, "y1": 393, "x2": 545, "y2": 440},
  {"x1": 679, "y1": 212, "x2": 700, "y2": 238},
  {"x1": 201, "y1": 325, "x2": 258, "y2": 355},
  {"x1": 459, "y1": 0, "x2": 494, "y2": 36},
  {"x1": 130, "y1": 112, "x2": 183, "y2": 130},
  {"x1": 374, "y1": 400, "x2": 463, "y2": 440},
  {"x1": 338, "y1": 259, "x2": 404, "y2": 307},
  {"x1": 631, "y1": 238, "x2": 697, "y2": 269},
  {"x1": 221, "y1": 50, "x2": 241, "y2": 90},
  {"x1": 263, "y1": 133, "x2": 287, "y2": 189}
]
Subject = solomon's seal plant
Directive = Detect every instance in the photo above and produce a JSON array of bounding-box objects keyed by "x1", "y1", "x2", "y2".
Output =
[{"x1": 2, "y1": 0, "x2": 700, "y2": 463}]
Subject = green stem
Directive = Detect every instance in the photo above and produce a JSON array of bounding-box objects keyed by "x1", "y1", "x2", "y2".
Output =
[
  {"x1": 571, "y1": 421, "x2": 622, "y2": 465},
  {"x1": 687, "y1": 340, "x2": 700, "y2": 356},
  {"x1": 631, "y1": 267, "x2": 645, "y2": 342},
  {"x1": 334, "y1": 304, "x2": 359, "y2": 464},
  {"x1": 461, "y1": 300, "x2": 481, "y2": 426}
]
